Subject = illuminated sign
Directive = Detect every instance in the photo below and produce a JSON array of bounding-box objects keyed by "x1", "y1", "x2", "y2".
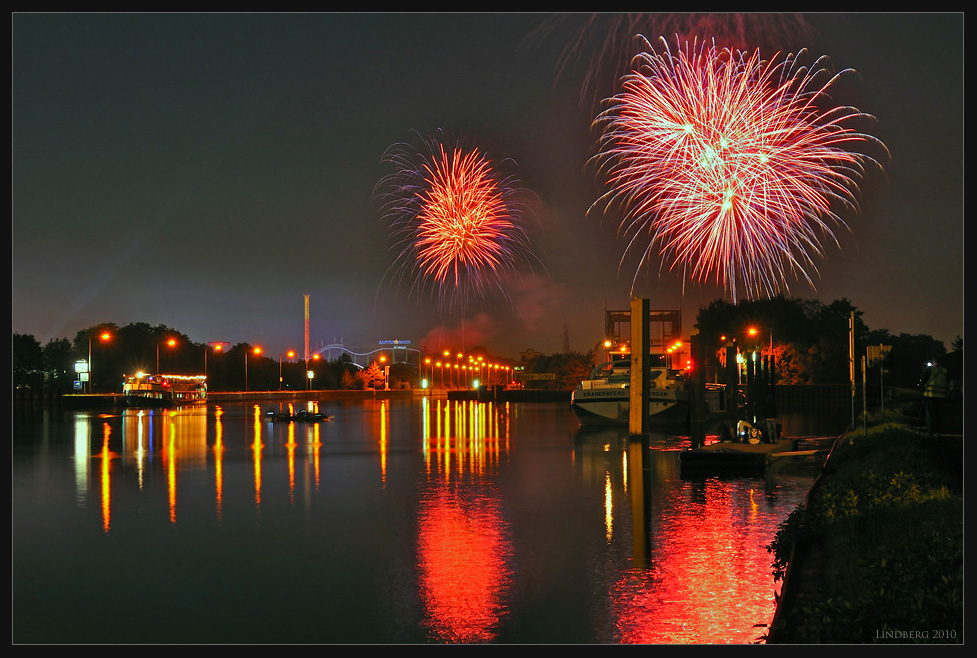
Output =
[
  {"x1": 378, "y1": 340, "x2": 411, "y2": 346},
  {"x1": 866, "y1": 344, "x2": 892, "y2": 367}
]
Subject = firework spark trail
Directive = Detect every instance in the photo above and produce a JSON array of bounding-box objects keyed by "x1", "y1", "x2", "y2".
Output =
[
  {"x1": 591, "y1": 36, "x2": 887, "y2": 301},
  {"x1": 376, "y1": 131, "x2": 538, "y2": 317},
  {"x1": 538, "y1": 13, "x2": 816, "y2": 112}
]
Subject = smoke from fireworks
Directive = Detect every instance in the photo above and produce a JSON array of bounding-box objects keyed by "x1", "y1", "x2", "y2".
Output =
[
  {"x1": 591, "y1": 36, "x2": 887, "y2": 301},
  {"x1": 376, "y1": 131, "x2": 538, "y2": 317},
  {"x1": 538, "y1": 13, "x2": 817, "y2": 111}
]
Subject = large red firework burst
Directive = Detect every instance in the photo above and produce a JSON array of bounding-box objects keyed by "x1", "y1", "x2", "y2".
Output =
[
  {"x1": 592, "y1": 37, "x2": 887, "y2": 300},
  {"x1": 376, "y1": 132, "x2": 537, "y2": 316}
]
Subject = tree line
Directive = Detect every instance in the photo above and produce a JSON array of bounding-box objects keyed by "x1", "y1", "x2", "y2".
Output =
[
  {"x1": 693, "y1": 296, "x2": 961, "y2": 392},
  {"x1": 11, "y1": 322, "x2": 366, "y2": 396},
  {"x1": 12, "y1": 296, "x2": 962, "y2": 397},
  {"x1": 510, "y1": 296, "x2": 961, "y2": 394}
]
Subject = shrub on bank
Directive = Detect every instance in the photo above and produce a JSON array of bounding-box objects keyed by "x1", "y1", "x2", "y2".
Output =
[{"x1": 768, "y1": 425, "x2": 963, "y2": 643}]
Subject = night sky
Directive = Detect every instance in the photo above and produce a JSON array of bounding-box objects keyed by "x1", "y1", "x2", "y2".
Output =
[{"x1": 12, "y1": 13, "x2": 964, "y2": 360}]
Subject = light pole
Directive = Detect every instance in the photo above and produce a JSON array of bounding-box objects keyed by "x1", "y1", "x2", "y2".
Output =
[
  {"x1": 379, "y1": 354, "x2": 389, "y2": 390},
  {"x1": 306, "y1": 353, "x2": 320, "y2": 390},
  {"x1": 594, "y1": 339, "x2": 612, "y2": 368},
  {"x1": 205, "y1": 343, "x2": 225, "y2": 380},
  {"x1": 279, "y1": 350, "x2": 295, "y2": 390},
  {"x1": 157, "y1": 338, "x2": 177, "y2": 375},
  {"x1": 88, "y1": 331, "x2": 111, "y2": 393},
  {"x1": 246, "y1": 346, "x2": 262, "y2": 392},
  {"x1": 747, "y1": 326, "x2": 773, "y2": 359}
]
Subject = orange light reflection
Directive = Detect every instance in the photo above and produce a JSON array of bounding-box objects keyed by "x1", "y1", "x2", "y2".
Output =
[
  {"x1": 252, "y1": 405, "x2": 263, "y2": 509},
  {"x1": 214, "y1": 406, "x2": 224, "y2": 521},
  {"x1": 99, "y1": 422, "x2": 114, "y2": 533},
  {"x1": 164, "y1": 412, "x2": 177, "y2": 523},
  {"x1": 286, "y1": 419, "x2": 297, "y2": 503},
  {"x1": 422, "y1": 399, "x2": 507, "y2": 478}
]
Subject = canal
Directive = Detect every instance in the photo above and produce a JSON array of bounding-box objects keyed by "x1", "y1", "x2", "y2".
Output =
[{"x1": 12, "y1": 397, "x2": 832, "y2": 644}]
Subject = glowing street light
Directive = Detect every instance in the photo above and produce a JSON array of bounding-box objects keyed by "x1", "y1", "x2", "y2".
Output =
[
  {"x1": 245, "y1": 346, "x2": 262, "y2": 392},
  {"x1": 88, "y1": 331, "x2": 112, "y2": 394},
  {"x1": 157, "y1": 337, "x2": 177, "y2": 375},
  {"x1": 593, "y1": 338, "x2": 613, "y2": 367},
  {"x1": 746, "y1": 326, "x2": 774, "y2": 357},
  {"x1": 306, "y1": 353, "x2": 320, "y2": 390},
  {"x1": 280, "y1": 350, "x2": 296, "y2": 390},
  {"x1": 205, "y1": 342, "x2": 226, "y2": 380}
]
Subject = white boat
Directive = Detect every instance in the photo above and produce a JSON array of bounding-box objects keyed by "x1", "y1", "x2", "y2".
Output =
[
  {"x1": 570, "y1": 356, "x2": 727, "y2": 427},
  {"x1": 123, "y1": 373, "x2": 207, "y2": 407}
]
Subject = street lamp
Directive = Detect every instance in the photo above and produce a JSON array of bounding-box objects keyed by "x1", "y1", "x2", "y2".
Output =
[
  {"x1": 747, "y1": 326, "x2": 774, "y2": 358},
  {"x1": 280, "y1": 350, "x2": 295, "y2": 390},
  {"x1": 245, "y1": 346, "x2": 262, "y2": 392},
  {"x1": 594, "y1": 339, "x2": 612, "y2": 367},
  {"x1": 88, "y1": 331, "x2": 111, "y2": 394},
  {"x1": 379, "y1": 354, "x2": 389, "y2": 390},
  {"x1": 205, "y1": 342, "x2": 225, "y2": 380},
  {"x1": 157, "y1": 338, "x2": 177, "y2": 375},
  {"x1": 306, "y1": 353, "x2": 320, "y2": 390}
]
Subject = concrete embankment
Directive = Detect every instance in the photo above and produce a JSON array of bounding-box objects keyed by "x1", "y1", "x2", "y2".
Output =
[{"x1": 52, "y1": 388, "x2": 570, "y2": 409}]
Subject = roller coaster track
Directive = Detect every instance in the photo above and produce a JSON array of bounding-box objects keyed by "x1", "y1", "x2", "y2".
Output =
[{"x1": 311, "y1": 342, "x2": 419, "y2": 368}]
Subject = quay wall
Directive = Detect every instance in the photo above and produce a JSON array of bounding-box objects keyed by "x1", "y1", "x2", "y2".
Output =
[{"x1": 35, "y1": 387, "x2": 569, "y2": 410}]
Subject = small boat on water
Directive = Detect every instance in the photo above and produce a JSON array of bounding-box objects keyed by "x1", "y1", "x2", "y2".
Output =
[
  {"x1": 570, "y1": 355, "x2": 728, "y2": 427},
  {"x1": 123, "y1": 373, "x2": 207, "y2": 408},
  {"x1": 265, "y1": 409, "x2": 332, "y2": 422}
]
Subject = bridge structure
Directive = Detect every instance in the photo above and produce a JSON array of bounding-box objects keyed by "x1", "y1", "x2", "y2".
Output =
[{"x1": 311, "y1": 341, "x2": 420, "y2": 369}]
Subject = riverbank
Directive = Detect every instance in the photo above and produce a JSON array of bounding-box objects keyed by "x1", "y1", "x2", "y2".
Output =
[
  {"x1": 766, "y1": 411, "x2": 963, "y2": 644},
  {"x1": 49, "y1": 387, "x2": 570, "y2": 409}
]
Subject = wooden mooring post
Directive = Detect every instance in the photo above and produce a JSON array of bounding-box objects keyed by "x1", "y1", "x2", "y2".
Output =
[
  {"x1": 628, "y1": 297, "x2": 650, "y2": 435},
  {"x1": 689, "y1": 329, "x2": 707, "y2": 447}
]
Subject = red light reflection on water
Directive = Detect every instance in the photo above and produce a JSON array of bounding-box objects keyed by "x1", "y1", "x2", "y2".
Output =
[
  {"x1": 416, "y1": 399, "x2": 513, "y2": 643},
  {"x1": 417, "y1": 484, "x2": 513, "y2": 643},
  {"x1": 613, "y1": 479, "x2": 781, "y2": 644}
]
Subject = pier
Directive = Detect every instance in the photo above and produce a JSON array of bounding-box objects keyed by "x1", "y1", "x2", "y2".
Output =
[{"x1": 677, "y1": 436, "x2": 830, "y2": 477}]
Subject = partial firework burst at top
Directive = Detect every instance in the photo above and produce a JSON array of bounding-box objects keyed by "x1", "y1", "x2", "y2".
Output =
[
  {"x1": 376, "y1": 131, "x2": 538, "y2": 317},
  {"x1": 543, "y1": 12, "x2": 817, "y2": 112},
  {"x1": 591, "y1": 36, "x2": 888, "y2": 301}
]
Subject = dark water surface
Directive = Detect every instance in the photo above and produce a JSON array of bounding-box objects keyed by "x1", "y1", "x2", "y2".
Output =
[{"x1": 12, "y1": 398, "x2": 825, "y2": 644}]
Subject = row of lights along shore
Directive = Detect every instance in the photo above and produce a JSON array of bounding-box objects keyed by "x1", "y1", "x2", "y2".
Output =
[{"x1": 420, "y1": 351, "x2": 512, "y2": 390}]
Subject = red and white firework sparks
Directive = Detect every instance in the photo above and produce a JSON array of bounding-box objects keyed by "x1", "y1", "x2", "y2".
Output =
[
  {"x1": 376, "y1": 132, "x2": 537, "y2": 316},
  {"x1": 592, "y1": 37, "x2": 887, "y2": 301}
]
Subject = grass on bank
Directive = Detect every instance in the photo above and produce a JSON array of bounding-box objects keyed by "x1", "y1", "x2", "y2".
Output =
[{"x1": 767, "y1": 412, "x2": 963, "y2": 644}]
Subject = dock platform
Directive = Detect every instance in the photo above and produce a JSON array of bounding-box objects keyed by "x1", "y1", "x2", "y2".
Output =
[{"x1": 678, "y1": 438, "x2": 828, "y2": 476}]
